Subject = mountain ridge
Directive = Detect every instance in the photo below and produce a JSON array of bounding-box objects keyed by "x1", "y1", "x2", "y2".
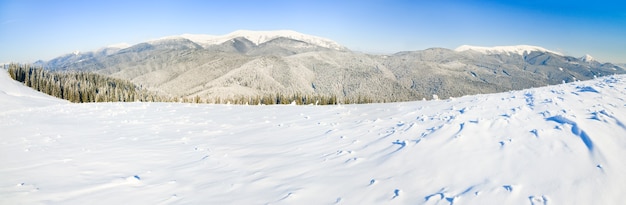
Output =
[
  {"x1": 35, "y1": 30, "x2": 626, "y2": 102},
  {"x1": 152, "y1": 30, "x2": 346, "y2": 51},
  {"x1": 455, "y1": 45, "x2": 562, "y2": 56}
]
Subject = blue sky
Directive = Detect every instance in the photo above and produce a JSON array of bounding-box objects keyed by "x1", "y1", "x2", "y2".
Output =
[{"x1": 1, "y1": 0, "x2": 625, "y2": 63}]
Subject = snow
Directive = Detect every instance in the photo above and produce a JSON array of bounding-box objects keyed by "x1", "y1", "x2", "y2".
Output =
[
  {"x1": 0, "y1": 70, "x2": 66, "y2": 111},
  {"x1": 1, "y1": 70, "x2": 626, "y2": 204},
  {"x1": 581, "y1": 54, "x2": 596, "y2": 62},
  {"x1": 156, "y1": 30, "x2": 345, "y2": 50},
  {"x1": 105, "y1": 43, "x2": 131, "y2": 49},
  {"x1": 455, "y1": 45, "x2": 562, "y2": 56}
]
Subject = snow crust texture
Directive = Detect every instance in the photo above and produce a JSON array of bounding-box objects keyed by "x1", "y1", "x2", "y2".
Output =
[{"x1": 1, "y1": 72, "x2": 626, "y2": 204}]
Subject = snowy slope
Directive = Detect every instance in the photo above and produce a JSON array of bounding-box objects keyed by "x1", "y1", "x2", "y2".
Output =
[
  {"x1": 455, "y1": 45, "x2": 562, "y2": 56},
  {"x1": 1, "y1": 72, "x2": 626, "y2": 204},
  {"x1": 0, "y1": 70, "x2": 66, "y2": 112},
  {"x1": 156, "y1": 30, "x2": 345, "y2": 50}
]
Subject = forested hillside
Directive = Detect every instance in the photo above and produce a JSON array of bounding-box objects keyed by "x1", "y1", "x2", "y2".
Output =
[
  {"x1": 5, "y1": 64, "x2": 373, "y2": 105},
  {"x1": 6, "y1": 64, "x2": 167, "y2": 103}
]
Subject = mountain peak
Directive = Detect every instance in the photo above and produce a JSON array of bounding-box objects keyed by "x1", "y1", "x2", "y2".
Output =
[
  {"x1": 455, "y1": 45, "x2": 562, "y2": 56},
  {"x1": 581, "y1": 54, "x2": 596, "y2": 62},
  {"x1": 105, "y1": 43, "x2": 131, "y2": 49},
  {"x1": 161, "y1": 30, "x2": 346, "y2": 50}
]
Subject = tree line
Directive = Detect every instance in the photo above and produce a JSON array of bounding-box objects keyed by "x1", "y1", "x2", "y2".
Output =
[
  {"x1": 5, "y1": 64, "x2": 377, "y2": 105},
  {"x1": 6, "y1": 63, "x2": 166, "y2": 103}
]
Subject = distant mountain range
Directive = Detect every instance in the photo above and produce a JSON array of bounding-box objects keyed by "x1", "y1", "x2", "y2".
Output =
[{"x1": 35, "y1": 30, "x2": 626, "y2": 101}]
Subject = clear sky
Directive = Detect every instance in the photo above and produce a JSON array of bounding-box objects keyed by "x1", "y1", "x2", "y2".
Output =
[{"x1": 1, "y1": 0, "x2": 625, "y2": 63}]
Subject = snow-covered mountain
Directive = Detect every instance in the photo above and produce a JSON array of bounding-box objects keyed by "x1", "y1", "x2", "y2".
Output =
[
  {"x1": 2, "y1": 67, "x2": 625, "y2": 204},
  {"x1": 154, "y1": 30, "x2": 346, "y2": 50},
  {"x1": 35, "y1": 31, "x2": 626, "y2": 102},
  {"x1": 455, "y1": 45, "x2": 562, "y2": 56},
  {"x1": 33, "y1": 43, "x2": 132, "y2": 67},
  {"x1": 580, "y1": 54, "x2": 596, "y2": 63}
]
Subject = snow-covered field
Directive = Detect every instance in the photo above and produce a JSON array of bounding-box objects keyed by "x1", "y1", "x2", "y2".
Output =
[{"x1": 1, "y1": 71, "x2": 625, "y2": 205}]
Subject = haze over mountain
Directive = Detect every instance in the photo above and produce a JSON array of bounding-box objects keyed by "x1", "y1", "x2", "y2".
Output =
[{"x1": 36, "y1": 30, "x2": 626, "y2": 102}]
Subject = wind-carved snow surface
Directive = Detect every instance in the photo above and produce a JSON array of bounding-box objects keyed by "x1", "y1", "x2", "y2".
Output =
[
  {"x1": 455, "y1": 45, "x2": 563, "y2": 56},
  {"x1": 1, "y1": 70, "x2": 626, "y2": 204},
  {"x1": 157, "y1": 30, "x2": 346, "y2": 50}
]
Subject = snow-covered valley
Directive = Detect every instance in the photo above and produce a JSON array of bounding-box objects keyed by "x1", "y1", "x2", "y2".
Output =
[{"x1": 1, "y1": 70, "x2": 625, "y2": 204}]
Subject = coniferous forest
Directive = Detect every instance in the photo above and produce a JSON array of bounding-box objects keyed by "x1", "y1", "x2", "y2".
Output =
[
  {"x1": 5, "y1": 64, "x2": 375, "y2": 105},
  {"x1": 6, "y1": 63, "x2": 166, "y2": 103}
]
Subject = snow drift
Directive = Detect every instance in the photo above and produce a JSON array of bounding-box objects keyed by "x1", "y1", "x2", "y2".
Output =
[{"x1": 1, "y1": 70, "x2": 625, "y2": 204}]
